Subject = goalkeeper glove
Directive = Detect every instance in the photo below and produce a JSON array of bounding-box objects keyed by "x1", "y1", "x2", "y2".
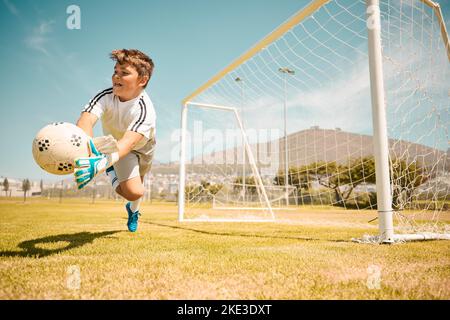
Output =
[{"x1": 74, "y1": 139, "x2": 118, "y2": 190}]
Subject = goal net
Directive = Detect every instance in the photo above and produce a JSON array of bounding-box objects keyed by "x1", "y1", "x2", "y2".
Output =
[{"x1": 178, "y1": 0, "x2": 449, "y2": 241}]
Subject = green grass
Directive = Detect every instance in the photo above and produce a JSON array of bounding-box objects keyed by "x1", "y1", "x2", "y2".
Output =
[{"x1": 0, "y1": 197, "x2": 449, "y2": 299}]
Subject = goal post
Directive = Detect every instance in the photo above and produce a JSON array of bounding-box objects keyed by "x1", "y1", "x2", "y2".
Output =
[
  {"x1": 178, "y1": 0, "x2": 450, "y2": 242},
  {"x1": 178, "y1": 102, "x2": 276, "y2": 222},
  {"x1": 367, "y1": 0, "x2": 395, "y2": 242}
]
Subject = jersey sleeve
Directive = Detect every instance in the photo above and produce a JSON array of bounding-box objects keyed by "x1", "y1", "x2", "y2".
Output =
[
  {"x1": 81, "y1": 87, "x2": 113, "y2": 119},
  {"x1": 127, "y1": 97, "x2": 156, "y2": 141}
]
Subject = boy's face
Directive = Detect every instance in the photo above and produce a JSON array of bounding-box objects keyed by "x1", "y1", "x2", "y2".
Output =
[{"x1": 112, "y1": 63, "x2": 148, "y2": 101}]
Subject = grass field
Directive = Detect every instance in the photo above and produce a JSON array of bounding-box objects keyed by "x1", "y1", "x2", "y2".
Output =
[{"x1": 0, "y1": 197, "x2": 449, "y2": 299}]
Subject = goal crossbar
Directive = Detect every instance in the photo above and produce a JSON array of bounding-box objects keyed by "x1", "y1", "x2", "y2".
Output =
[{"x1": 182, "y1": 0, "x2": 449, "y2": 106}]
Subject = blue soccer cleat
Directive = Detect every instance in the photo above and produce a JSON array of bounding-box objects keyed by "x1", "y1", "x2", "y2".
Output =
[{"x1": 126, "y1": 202, "x2": 141, "y2": 232}]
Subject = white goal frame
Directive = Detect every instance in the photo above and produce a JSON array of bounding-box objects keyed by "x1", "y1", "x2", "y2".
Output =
[
  {"x1": 178, "y1": 0, "x2": 450, "y2": 243},
  {"x1": 178, "y1": 101, "x2": 275, "y2": 222}
]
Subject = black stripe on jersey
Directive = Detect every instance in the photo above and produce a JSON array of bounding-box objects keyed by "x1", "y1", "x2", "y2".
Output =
[
  {"x1": 131, "y1": 97, "x2": 147, "y2": 132},
  {"x1": 85, "y1": 87, "x2": 113, "y2": 112},
  {"x1": 84, "y1": 87, "x2": 113, "y2": 113},
  {"x1": 131, "y1": 101, "x2": 144, "y2": 132},
  {"x1": 134, "y1": 98, "x2": 147, "y2": 132}
]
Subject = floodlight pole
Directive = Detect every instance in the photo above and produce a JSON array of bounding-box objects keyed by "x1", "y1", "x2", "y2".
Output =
[
  {"x1": 366, "y1": 0, "x2": 394, "y2": 243},
  {"x1": 178, "y1": 103, "x2": 189, "y2": 222},
  {"x1": 235, "y1": 77, "x2": 246, "y2": 204},
  {"x1": 279, "y1": 67, "x2": 295, "y2": 206}
]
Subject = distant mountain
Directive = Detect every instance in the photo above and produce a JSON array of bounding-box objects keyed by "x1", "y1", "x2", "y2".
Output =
[
  {"x1": 278, "y1": 127, "x2": 447, "y2": 168},
  {"x1": 188, "y1": 127, "x2": 448, "y2": 173}
]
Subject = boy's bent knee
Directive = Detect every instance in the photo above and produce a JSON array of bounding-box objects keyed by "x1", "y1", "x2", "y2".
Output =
[
  {"x1": 121, "y1": 188, "x2": 144, "y2": 202},
  {"x1": 118, "y1": 176, "x2": 145, "y2": 201}
]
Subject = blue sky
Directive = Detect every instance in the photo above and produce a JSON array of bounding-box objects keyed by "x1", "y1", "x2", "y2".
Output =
[
  {"x1": 0, "y1": 0, "x2": 449, "y2": 181},
  {"x1": 0, "y1": 0, "x2": 308, "y2": 181}
]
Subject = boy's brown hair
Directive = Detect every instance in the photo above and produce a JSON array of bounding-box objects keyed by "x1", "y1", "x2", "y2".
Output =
[{"x1": 110, "y1": 49, "x2": 154, "y2": 88}]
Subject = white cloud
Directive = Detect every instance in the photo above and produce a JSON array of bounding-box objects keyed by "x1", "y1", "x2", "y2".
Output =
[
  {"x1": 3, "y1": 0, "x2": 19, "y2": 16},
  {"x1": 25, "y1": 35, "x2": 49, "y2": 55},
  {"x1": 38, "y1": 20, "x2": 53, "y2": 34},
  {"x1": 231, "y1": 57, "x2": 373, "y2": 136},
  {"x1": 25, "y1": 20, "x2": 55, "y2": 55}
]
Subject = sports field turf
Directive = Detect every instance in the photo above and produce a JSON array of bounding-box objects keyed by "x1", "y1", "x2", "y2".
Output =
[{"x1": 0, "y1": 198, "x2": 449, "y2": 299}]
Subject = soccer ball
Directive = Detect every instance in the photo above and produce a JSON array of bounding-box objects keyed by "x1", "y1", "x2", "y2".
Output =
[{"x1": 32, "y1": 122, "x2": 90, "y2": 175}]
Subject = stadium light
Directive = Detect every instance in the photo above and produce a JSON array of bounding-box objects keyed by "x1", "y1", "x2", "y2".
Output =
[
  {"x1": 235, "y1": 77, "x2": 247, "y2": 204},
  {"x1": 278, "y1": 67, "x2": 295, "y2": 206}
]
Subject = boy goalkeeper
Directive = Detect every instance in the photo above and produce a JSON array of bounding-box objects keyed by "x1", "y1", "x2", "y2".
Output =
[{"x1": 74, "y1": 49, "x2": 156, "y2": 232}]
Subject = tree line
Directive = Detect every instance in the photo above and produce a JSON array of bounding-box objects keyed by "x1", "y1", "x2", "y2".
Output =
[
  {"x1": 1, "y1": 177, "x2": 44, "y2": 202},
  {"x1": 184, "y1": 156, "x2": 435, "y2": 210},
  {"x1": 273, "y1": 157, "x2": 432, "y2": 209}
]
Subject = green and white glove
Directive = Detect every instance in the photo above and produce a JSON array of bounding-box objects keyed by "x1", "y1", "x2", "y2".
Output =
[
  {"x1": 74, "y1": 139, "x2": 118, "y2": 190},
  {"x1": 92, "y1": 135, "x2": 119, "y2": 154}
]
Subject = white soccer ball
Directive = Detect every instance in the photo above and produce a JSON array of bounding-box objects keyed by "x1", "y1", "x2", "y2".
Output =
[{"x1": 32, "y1": 122, "x2": 90, "y2": 175}]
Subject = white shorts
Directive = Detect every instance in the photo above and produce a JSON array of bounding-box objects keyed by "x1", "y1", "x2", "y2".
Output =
[{"x1": 113, "y1": 151, "x2": 154, "y2": 183}]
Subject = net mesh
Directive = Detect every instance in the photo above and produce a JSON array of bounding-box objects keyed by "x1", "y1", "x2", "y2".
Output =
[{"x1": 181, "y1": 0, "x2": 449, "y2": 233}]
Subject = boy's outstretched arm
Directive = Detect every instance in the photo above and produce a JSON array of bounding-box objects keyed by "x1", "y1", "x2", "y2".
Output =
[
  {"x1": 116, "y1": 131, "x2": 144, "y2": 158},
  {"x1": 77, "y1": 112, "x2": 98, "y2": 137}
]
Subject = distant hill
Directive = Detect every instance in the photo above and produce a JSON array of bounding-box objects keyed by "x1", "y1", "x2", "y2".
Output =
[
  {"x1": 187, "y1": 127, "x2": 448, "y2": 174},
  {"x1": 279, "y1": 127, "x2": 447, "y2": 168}
]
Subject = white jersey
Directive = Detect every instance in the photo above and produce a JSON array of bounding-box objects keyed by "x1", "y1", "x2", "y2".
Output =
[{"x1": 82, "y1": 88, "x2": 156, "y2": 157}]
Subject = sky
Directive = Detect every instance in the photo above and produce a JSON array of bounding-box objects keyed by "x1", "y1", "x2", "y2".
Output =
[
  {"x1": 0, "y1": 0, "x2": 449, "y2": 181},
  {"x1": 0, "y1": 0, "x2": 309, "y2": 181}
]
